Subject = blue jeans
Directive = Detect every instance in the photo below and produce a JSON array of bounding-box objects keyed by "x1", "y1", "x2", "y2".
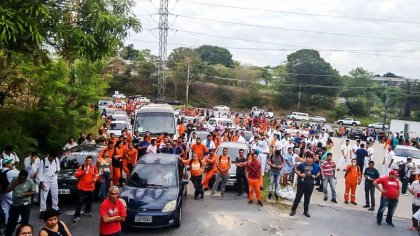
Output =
[
  {"x1": 323, "y1": 176, "x2": 336, "y2": 200},
  {"x1": 99, "y1": 172, "x2": 110, "y2": 200},
  {"x1": 269, "y1": 172, "x2": 280, "y2": 195},
  {"x1": 377, "y1": 196, "x2": 398, "y2": 224}
]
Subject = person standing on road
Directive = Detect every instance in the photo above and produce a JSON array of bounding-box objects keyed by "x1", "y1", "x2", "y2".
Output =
[
  {"x1": 267, "y1": 150, "x2": 284, "y2": 201},
  {"x1": 344, "y1": 158, "x2": 361, "y2": 205},
  {"x1": 23, "y1": 152, "x2": 40, "y2": 203},
  {"x1": 37, "y1": 152, "x2": 60, "y2": 219},
  {"x1": 100, "y1": 186, "x2": 126, "y2": 236},
  {"x1": 290, "y1": 153, "x2": 320, "y2": 217},
  {"x1": 247, "y1": 153, "x2": 263, "y2": 206},
  {"x1": 39, "y1": 209, "x2": 71, "y2": 236},
  {"x1": 210, "y1": 148, "x2": 231, "y2": 198},
  {"x1": 0, "y1": 159, "x2": 19, "y2": 232},
  {"x1": 235, "y1": 149, "x2": 248, "y2": 197},
  {"x1": 201, "y1": 149, "x2": 216, "y2": 191},
  {"x1": 409, "y1": 174, "x2": 420, "y2": 231},
  {"x1": 321, "y1": 153, "x2": 337, "y2": 203},
  {"x1": 145, "y1": 139, "x2": 158, "y2": 154},
  {"x1": 97, "y1": 150, "x2": 112, "y2": 202},
  {"x1": 191, "y1": 138, "x2": 208, "y2": 161},
  {"x1": 355, "y1": 143, "x2": 368, "y2": 172},
  {"x1": 4, "y1": 170, "x2": 36, "y2": 236},
  {"x1": 258, "y1": 136, "x2": 270, "y2": 189},
  {"x1": 400, "y1": 157, "x2": 415, "y2": 195},
  {"x1": 338, "y1": 139, "x2": 352, "y2": 171},
  {"x1": 365, "y1": 142, "x2": 374, "y2": 172},
  {"x1": 382, "y1": 145, "x2": 395, "y2": 177},
  {"x1": 73, "y1": 156, "x2": 99, "y2": 223},
  {"x1": 374, "y1": 170, "x2": 400, "y2": 227},
  {"x1": 180, "y1": 153, "x2": 204, "y2": 200},
  {"x1": 363, "y1": 161, "x2": 380, "y2": 211}
]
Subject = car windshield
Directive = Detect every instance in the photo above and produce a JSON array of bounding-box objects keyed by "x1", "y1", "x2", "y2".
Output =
[
  {"x1": 395, "y1": 148, "x2": 420, "y2": 159},
  {"x1": 112, "y1": 116, "x2": 127, "y2": 121},
  {"x1": 109, "y1": 123, "x2": 128, "y2": 130},
  {"x1": 215, "y1": 147, "x2": 248, "y2": 163},
  {"x1": 135, "y1": 112, "x2": 175, "y2": 135},
  {"x1": 128, "y1": 164, "x2": 177, "y2": 188}
]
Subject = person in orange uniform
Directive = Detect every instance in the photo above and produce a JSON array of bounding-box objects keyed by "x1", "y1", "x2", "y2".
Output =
[
  {"x1": 73, "y1": 156, "x2": 99, "y2": 221},
  {"x1": 178, "y1": 122, "x2": 186, "y2": 137},
  {"x1": 344, "y1": 158, "x2": 362, "y2": 204},
  {"x1": 231, "y1": 130, "x2": 240, "y2": 142},
  {"x1": 233, "y1": 114, "x2": 240, "y2": 126},
  {"x1": 98, "y1": 142, "x2": 115, "y2": 160},
  {"x1": 191, "y1": 138, "x2": 208, "y2": 160},
  {"x1": 112, "y1": 141, "x2": 124, "y2": 185},
  {"x1": 213, "y1": 132, "x2": 222, "y2": 149},
  {"x1": 124, "y1": 142, "x2": 138, "y2": 175},
  {"x1": 242, "y1": 115, "x2": 249, "y2": 128},
  {"x1": 202, "y1": 149, "x2": 217, "y2": 190},
  {"x1": 210, "y1": 148, "x2": 231, "y2": 198},
  {"x1": 180, "y1": 153, "x2": 205, "y2": 200},
  {"x1": 247, "y1": 153, "x2": 263, "y2": 206}
]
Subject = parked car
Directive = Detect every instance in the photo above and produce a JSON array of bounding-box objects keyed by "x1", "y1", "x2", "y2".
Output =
[
  {"x1": 98, "y1": 100, "x2": 114, "y2": 111},
  {"x1": 167, "y1": 99, "x2": 182, "y2": 105},
  {"x1": 309, "y1": 116, "x2": 326, "y2": 123},
  {"x1": 368, "y1": 122, "x2": 389, "y2": 129},
  {"x1": 120, "y1": 153, "x2": 188, "y2": 228},
  {"x1": 265, "y1": 112, "x2": 274, "y2": 119},
  {"x1": 336, "y1": 118, "x2": 361, "y2": 126},
  {"x1": 195, "y1": 131, "x2": 210, "y2": 141},
  {"x1": 215, "y1": 142, "x2": 249, "y2": 187},
  {"x1": 348, "y1": 129, "x2": 366, "y2": 140},
  {"x1": 287, "y1": 112, "x2": 309, "y2": 121},
  {"x1": 213, "y1": 105, "x2": 230, "y2": 112},
  {"x1": 111, "y1": 113, "x2": 129, "y2": 122},
  {"x1": 107, "y1": 120, "x2": 131, "y2": 136},
  {"x1": 58, "y1": 144, "x2": 104, "y2": 199},
  {"x1": 392, "y1": 145, "x2": 420, "y2": 169}
]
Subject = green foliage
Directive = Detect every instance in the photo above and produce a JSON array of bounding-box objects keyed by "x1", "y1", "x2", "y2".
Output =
[
  {"x1": 341, "y1": 67, "x2": 376, "y2": 98},
  {"x1": 238, "y1": 84, "x2": 267, "y2": 109},
  {"x1": 332, "y1": 105, "x2": 349, "y2": 119},
  {"x1": 213, "y1": 64, "x2": 235, "y2": 78},
  {"x1": 346, "y1": 98, "x2": 369, "y2": 116},
  {"x1": 196, "y1": 45, "x2": 234, "y2": 67}
]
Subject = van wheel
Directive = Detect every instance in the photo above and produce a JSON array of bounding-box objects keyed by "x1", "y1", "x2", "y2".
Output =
[{"x1": 174, "y1": 205, "x2": 182, "y2": 228}]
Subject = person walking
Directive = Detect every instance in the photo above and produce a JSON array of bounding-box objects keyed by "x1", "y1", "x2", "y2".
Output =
[
  {"x1": 363, "y1": 161, "x2": 380, "y2": 211},
  {"x1": 100, "y1": 186, "x2": 126, "y2": 236},
  {"x1": 210, "y1": 148, "x2": 231, "y2": 198},
  {"x1": 355, "y1": 143, "x2": 368, "y2": 172},
  {"x1": 4, "y1": 170, "x2": 36, "y2": 236},
  {"x1": 344, "y1": 158, "x2": 362, "y2": 205},
  {"x1": 39, "y1": 209, "x2": 71, "y2": 236},
  {"x1": 374, "y1": 170, "x2": 400, "y2": 227},
  {"x1": 267, "y1": 150, "x2": 284, "y2": 201},
  {"x1": 290, "y1": 153, "x2": 320, "y2": 217},
  {"x1": 247, "y1": 153, "x2": 263, "y2": 206},
  {"x1": 235, "y1": 149, "x2": 248, "y2": 196},
  {"x1": 97, "y1": 150, "x2": 112, "y2": 202},
  {"x1": 201, "y1": 149, "x2": 216, "y2": 191},
  {"x1": 37, "y1": 152, "x2": 60, "y2": 219},
  {"x1": 73, "y1": 156, "x2": 99, "y2": 223},
  {"x1": 180, "y1": 153, "x2": 204, "y2": 200},
  {"x1": 321, "y1": 153, "x2": 337, "y2": 203},
  {"x1": 409, "y1": 174, "x2": 420, "y2": 231},
  {"x1": 338, "y1": 139, "x2": 352, "y2": 171}
]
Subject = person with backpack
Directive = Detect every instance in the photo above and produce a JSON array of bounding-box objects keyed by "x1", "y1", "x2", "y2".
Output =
[
  {"x1": 235, "y1": 149, "x2": 248, "y2": 197},
  {"x1": 344, "y1": 158, "x2": 362, "y2": 205},
  {"x1": 73, "y1": 156, "x2": 99, "y2": 223},
  {"x1": 0, "y1": 159, "x2": 19, "y2": 230},
  {"x1": 37, "y1": 152, "x2": 60, "y2": 219},
  {"x1": 399, "y1": 157, "x2": 415, "y2": 195},
  {"x1": 179, "y1": 153, "x2": 205, "y2": 200},
  {"x1": 268, "y1": 150, "x2": 285, "y2": 201},
  {"x1": 210, "y1": 148, "x2": 231, "y2": 198}
]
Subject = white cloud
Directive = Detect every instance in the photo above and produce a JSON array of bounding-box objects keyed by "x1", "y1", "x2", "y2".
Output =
[{"x1": 127, "y1": 0, "x2": 420, "y2": 78}]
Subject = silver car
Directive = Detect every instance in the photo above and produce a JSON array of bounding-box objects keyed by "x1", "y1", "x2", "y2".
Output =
[{"x1": 215, "y1": 142, "x2": 249, "y2": 187}]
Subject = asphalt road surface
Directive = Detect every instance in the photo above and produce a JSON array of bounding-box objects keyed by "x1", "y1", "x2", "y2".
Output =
[{"x1": 26, "y1": 137, "x2": 415, "y2": 236}]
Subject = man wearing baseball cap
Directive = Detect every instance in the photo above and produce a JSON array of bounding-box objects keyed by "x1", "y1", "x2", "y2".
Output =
[{"x1": 374, "y1": 170, "x2": 400, "y2": 227}]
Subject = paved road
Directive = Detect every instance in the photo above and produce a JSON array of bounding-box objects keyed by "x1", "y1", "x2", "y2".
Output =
[{"x1": 26, "y1": 137, "x2": 415, "y2": 235}]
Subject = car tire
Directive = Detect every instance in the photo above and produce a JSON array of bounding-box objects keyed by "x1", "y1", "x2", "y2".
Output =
[
  {"x1": 338, "y1": 121, "x2": 343, "y2": 125},
  {"x1": 352, "y1": 123, "x2": 356, "y2": 126},
  {"x1": 174, "y1": 205, "x2": 182, "y2": 228}
]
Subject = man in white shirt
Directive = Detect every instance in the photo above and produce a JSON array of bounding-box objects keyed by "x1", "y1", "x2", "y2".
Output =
[
  {"x1": 237, "y1": 131, "x2": 246, "y2": 144},
  {"x1": 146, "y1": 139, "x2": 158, "y2": 154},
  {"x1": 382, "y1": 145, "x2": 395, "y2": 176},
  {"x1": 37, "y1": 152, "x2": 60, "y2": 218},
  {"x1": 82, "y1": 133, "x2": 96, "y2": 145},
  {"x1": 62, "y1": 137, "x2": 78, "y2": 151},
  {"x1": 204, "y1": 135, "x2": 216, "y2": 150},
  {"x1": 1, "y1": 145, "x2": 20, "y2": 169},
  {"x1": 338, "y1": 139, "x2": 352, "y2": 171},
  {"x1": 0, "y1": 159, "x2": 20, "y2": 224},
  {"x1": 24, "y1": 152, "x2": 40, "y2": 203},
  {"x1": 352, "y1": 139, "x2": 361, "y2": 159},
  {"x1": 258, "y1": 136, "x2": 270, "y2": 189},
  {"x1": 365, "y1": 142, "x2": 375, "y2": 172}
]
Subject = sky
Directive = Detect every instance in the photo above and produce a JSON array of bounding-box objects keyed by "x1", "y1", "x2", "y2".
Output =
[{"x1": 126, "y1": 0, "x2": 420, "y2": 78}]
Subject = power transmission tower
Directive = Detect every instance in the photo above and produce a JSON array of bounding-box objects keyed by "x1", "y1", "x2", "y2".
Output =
[{"x1": 157, "y1": 0, "x2": 169, "y2": 100}]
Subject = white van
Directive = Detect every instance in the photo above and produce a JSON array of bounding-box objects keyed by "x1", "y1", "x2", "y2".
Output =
[
  {"x1": 206, "y1": 118, "x2": 235, "y2": 132},
  {"x1": 287, "y1": 112, "x2": 309, "y2": 121}
]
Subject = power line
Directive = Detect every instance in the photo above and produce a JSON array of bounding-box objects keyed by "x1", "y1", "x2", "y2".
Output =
[
  {"x1": 170, "y1": 14, "x2": 420, "y2": 43},
  {"x1": 180, "y1": 0, "x2": 420, "y2": 25}
]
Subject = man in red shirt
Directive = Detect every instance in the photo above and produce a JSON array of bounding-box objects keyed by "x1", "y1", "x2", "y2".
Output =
[
  {"x1": 100, "y1": 186, "x2": 127, "y2": 236},
  {"x1": 374, "y1": 170, "x2": 400, "y2": 227}
]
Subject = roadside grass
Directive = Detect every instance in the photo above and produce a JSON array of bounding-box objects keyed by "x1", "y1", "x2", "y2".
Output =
[{"x1": 261, "y1": 174, "x2": 292, "y2": 210}]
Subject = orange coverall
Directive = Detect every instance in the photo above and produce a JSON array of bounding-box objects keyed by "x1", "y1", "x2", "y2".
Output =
[
  {"x1": 201, "y1": 154, "x2": 217, "y2": 189},
  {"x1": 344, "y1": 164, "x2": 361, "y2": 202}
]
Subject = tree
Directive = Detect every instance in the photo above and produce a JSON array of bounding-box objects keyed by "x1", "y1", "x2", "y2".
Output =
[
  {"x1": 120, "y1": 44, "x2": 141, "y2": 60},
  {"x1": 196, "y1": 45, "x2": 234, "y2": 67},
  {"x1": 341, "y1": 67, "x2": 376, "y2": 98},
  {"x1": 383, "y1": 72, "x2": 402, "y2": 78}
]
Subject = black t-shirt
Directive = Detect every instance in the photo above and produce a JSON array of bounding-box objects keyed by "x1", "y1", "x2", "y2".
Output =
[
  {"x1": 296, "y1": 163, "x2": 320, "y2": 186},
  {"x1": 235, "y1": 156, "x2": 247, "y2": 175}
]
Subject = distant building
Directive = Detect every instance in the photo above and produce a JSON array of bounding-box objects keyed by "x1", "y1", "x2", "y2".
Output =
[{"x1": 372, "y1": 76, "x2": 418, "y2": 86}]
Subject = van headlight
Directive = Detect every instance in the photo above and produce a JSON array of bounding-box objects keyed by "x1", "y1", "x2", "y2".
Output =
[{"x1": 162, "y1": 200, "x2": 177, "y2": 212}]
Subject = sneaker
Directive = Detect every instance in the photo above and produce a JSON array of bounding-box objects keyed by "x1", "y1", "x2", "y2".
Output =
[
  {"x1": 194, "y1": 195, "x2": 199, "y2": 200},
  {"x1": 377, "y1": 222, "x2": 381, "y2": 226},
  {"x1": 257, "y1": 201, "x2": 263, "y2": 207},
  {"x1": 237, "y1": 193, "x2": 243, "y2": 196},
  {"x1": 84, "y1": 212, "x2": 92, "y2": 217},
  {"x1": 200, "y1": 193, "x2": 204, "y2": 199},
  {"x1": 303, "y1": 212, "x2": 310, "y2": 217},
  {"x1": 331, "y1": 199, "x2": 337, "y2": 203},
  {"x1": 368, "y1": 207, "x2": 375, "y2": 211},
  {"x1": 410, "y1": 226, "x2": 417, "y2": 231},
  {"x1": 337, "y1": 169, "x2": 340, "y2": 171},
  {"x1": 275, "y1": 194, "x2": 279, "y2": 201},
  {"x1": 248, "y1": 200, "x2": 253, "y2": 205},
  {"x1": 404, "y1": 193, "x2": 409, "y2": 196},
  {"x1": 344, "y1": 201, "x2": 349, "y2": 204},
  {"x1": 323, "y1": 197, "x2": 327, "y2": 201},
  {"x1": 73, "y1": 217, "x2": 80, "y2": 223},
  {"x1": 317, "y1": 188, "x2": 323, "y2": 192},
  {"x1": 289, "y1": 210, "x2": 296, "y2": 216},
  {"x1": 386, "y1": 222, "x2": 395, "y2": 228},
  {"x1": 268, "y1": 193, "x2": 272, "y2": 200},
  {"x1": 351, "y1": 202, "x2": 357, "y2": 205},
  {"x1": 220, "y1": 192, "x2": 225, "y2": 197},
  {"x1": 210, "y1": 194, "x2": 215, "y2": 198},
  {"x1": 362, "y1": 205, "x2": 370, "y2": 208}
]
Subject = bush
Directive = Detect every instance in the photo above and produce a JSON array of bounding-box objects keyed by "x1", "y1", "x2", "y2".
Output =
[{"x1": 333, "y1": 105, "x2": 349, "y2": 118}]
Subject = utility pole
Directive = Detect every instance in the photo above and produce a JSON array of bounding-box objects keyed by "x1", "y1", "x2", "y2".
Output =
[
  {"x1": 382, "y1": 87, "x2": 389, "y2": 130},
  {"x1": 185, "y1": 64, "x2": 190, "y2": 107},
  {"x1": 297, "y1": 83, "x2": 302, "y2": 111},
  {"x1": 157, "y1": 0, "x2": 169, "y2": 101}
]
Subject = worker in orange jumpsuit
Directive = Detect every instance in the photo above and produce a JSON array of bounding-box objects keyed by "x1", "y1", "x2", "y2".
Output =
[
  {"x1": 201, "y1": 149, "x2": 217, "y2": 190},
  {"x1": 344, "y1": 158, "x2": 362, "y2": 204},
  {"x1": 124, "y1": 142, "x2": 138, "y2": 175},
  {"x1": 213, "y1": 132, "x2": 222, "y2": 148},
  {"x1": 242, "y1": 115, "x2": 249, "y2": 127},
  {"x1": 231, "y1": 130, "x2": 240, "y2": 142},
  {"x1": 178, "y1": 122, "x2": 186, "y2": 137},
  {"x1": 191, "y1": 138, "x2": 208, "y2": 160},
  {"x1": 233, "y1": 114, "x2": 240, "y2": 126},
  {"x1": 247, "y1": 152, "x2": 263, "y2": 206},
  {"x1": 98, "y1": 142, "x2": 115, "y2": 160},
  {"x1": 111, "y1": 141, "x2": 124, "y2": 185}
]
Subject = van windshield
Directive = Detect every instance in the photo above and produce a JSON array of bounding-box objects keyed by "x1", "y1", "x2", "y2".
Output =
[{"x1": 135, "y1": 112, "x2": 175, "y2": 135}]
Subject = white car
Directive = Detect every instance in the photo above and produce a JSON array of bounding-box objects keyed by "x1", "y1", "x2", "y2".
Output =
[
  {"x1": 309, "y1": 116, "x2": 326, "y2": 123},
  {"x1": 111, "y1": 113, "x2": 129, "y2": 122},
  {"x1": 336, "y1": 118, "x2": 361, "y2": 126},
  {"x1": 368, "y1": 122, "x2": 388, "y2": 129},
  {"x1": 107, "y1": 120, "x2": 131, "y2": 136},
  {"x1": 265, "y1": 112, "x2": 274, "y2": 119},
  {"x1": 213, "y1": 105, "x2": 230, "y2": 112},
  {"x1": 135, "y1": 97, "x2": 150, "y2": 103},
  {"x1": 98, "y1": 100, "x2": 114, "y2": 111},
  {"x1": 392, "y1": 145, "x2": 420, "y2": 170},
  {"x1": 287, "y1": 112, "x2": 309, "y2": 121}
]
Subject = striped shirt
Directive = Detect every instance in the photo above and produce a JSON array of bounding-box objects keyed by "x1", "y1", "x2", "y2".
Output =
[{"x1": 321, "y1": 161, "x2": 336, "y2": 177}]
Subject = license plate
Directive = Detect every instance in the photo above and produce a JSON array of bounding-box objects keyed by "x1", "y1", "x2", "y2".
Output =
[
  {"x1": 226, "y1": 181, "x2": 235, "y2": 186},
  {"x1": 58, "y1": 189, "x2": 70, "y2": 194},
  {"x1": 135, "y1": 216, "x2": 152, "y2": 223}
]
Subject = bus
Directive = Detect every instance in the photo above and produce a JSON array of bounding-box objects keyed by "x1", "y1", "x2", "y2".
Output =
[{"x1": 133, "y1": 104, "x2": 177, "y2": 138}]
